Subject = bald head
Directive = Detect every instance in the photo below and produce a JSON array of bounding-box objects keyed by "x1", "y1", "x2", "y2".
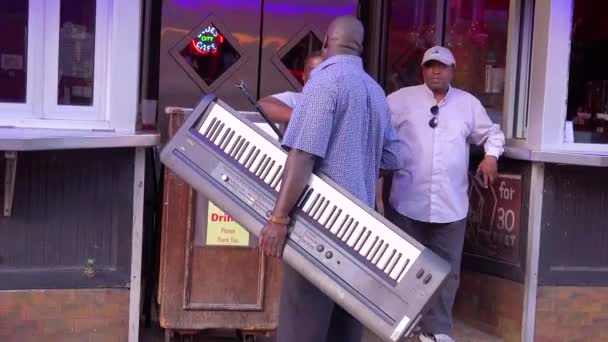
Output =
[{"x1": 322, "y1": 16, "x2": 364, "y2": 58}]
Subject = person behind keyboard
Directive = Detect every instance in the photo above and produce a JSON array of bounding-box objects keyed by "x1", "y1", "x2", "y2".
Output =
[
  {"x1": 258, "y1": 15, "x2": 401, "y2": 342},
  {"x1": 258, "y1": 51, "x2": 324, "y2": 128}
]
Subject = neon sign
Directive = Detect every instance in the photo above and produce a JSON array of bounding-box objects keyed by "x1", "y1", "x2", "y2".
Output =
[{"x1": 191, "y1": 24, "x2": 224, "y2": 55}]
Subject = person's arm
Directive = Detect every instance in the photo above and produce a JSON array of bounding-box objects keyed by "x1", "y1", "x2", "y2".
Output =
[
  {"x1": 258, "y1": 149, "x2": 315, "y2": 257},
  {"x1": 375, "y1": 177, "x2": 385, "y2": 216},
  {"x1": 259, "y1": 74, "x2": 337, "y2": 258},
  {"x1": 375, "y1": 99, "x2": 402, "y2": 216},
  {"x1": 468, "y1": 98, "x2": 506, "y2": 187},
  {"x1": 258, "y1": 96, "x2": 293, "y2": 123}
]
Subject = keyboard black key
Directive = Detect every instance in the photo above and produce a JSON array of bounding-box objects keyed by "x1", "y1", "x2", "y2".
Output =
[
  {"x1": 268, "y1": 165, "x2": 282, "y2": 187},
  {"x1": 322, "y1": 206, "x2": 338, "y2": 227},
  {"x1": 218, "y1": 128, "x2": 231, "y2": 148},
  {"x1": 203, "y1": 117, "x2": 217, "y2": 137},
  {"x1": 261, "y1": 160, "x2": 275, "y2": 181},
  {"x1": 211, "y1": 122, "x2": 224, "y2": 142},
  {"x1": 314, "y1": 199, "x2": 330, "y2": 221},
  {"x1": 228, "y1": 136, "x2": 242, "y2": 157},
  {"x1": 306, "y1": 194, "x2": 321, "y2": 215},
  {"x1": 236, "y1": 141, "x2": 249, "y2": 161},
  {"x1": 220, "y1": 130, "x2": 234, "y2": 150},
  {"x1": 343, "y1": 222, "x2": 358, "y2": 242}
]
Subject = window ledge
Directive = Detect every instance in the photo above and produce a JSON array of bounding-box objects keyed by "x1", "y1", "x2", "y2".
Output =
[
  {"x1": 504, "y1": 146, "x2": 608, "y2": 167},
  {"x1": 0, "y1": 127, "x2": 159, "y2": 151}
]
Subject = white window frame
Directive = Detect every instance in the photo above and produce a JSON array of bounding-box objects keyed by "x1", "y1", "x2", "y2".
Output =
[
  {"x1": 42, "y1": 0, "x2": 109, "y2": 121},
  {"x1": 526, "y1": 0, "x2": 608, "y2": 153},
  {"x1": 0, "y1": 0, "x2": 142, "y2": 133},
  {"x1": 502, "y1": 0, "x2": 534, "y2": 142},
  {"x1": 0, "y1": 0, "x2": 44, "y2": 118}
]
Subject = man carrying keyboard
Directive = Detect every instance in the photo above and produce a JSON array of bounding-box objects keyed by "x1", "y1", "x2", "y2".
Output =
[
  {"x1": 380, "y1": 46, "x2": 506, "y2": 342},
  {"x1": 258, "y1": 15, "x2": 401, "y2": 342}
]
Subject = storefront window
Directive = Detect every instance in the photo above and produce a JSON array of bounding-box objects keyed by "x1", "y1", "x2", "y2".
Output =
[
  {"x1": 0, "y1": 1, "x2": 28, "y2": 103},
  {"x1": 384, "y1": 0, "x2": 511, "y2": 126},
  {"x1": 384, "y1": 0, "x2": 439, "y2": 95},
  {"x1": 281, "y1": 32, "x2": 323, "y2": 85},
  {"x1": 0, "y1": 0, "x2": 138, "y2": 131},
  {"x1": 446, "y1": 0, "x2": 510, "y2": 125},
  {"x1": 58, "y1": 0, "x2": 96, "y2": 106},
  {"x1": 566, "y1": 1, "x2": 608, "y2": 144}
]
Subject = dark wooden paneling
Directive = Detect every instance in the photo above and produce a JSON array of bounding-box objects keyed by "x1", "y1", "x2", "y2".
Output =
[
  {"x1": 158, "y1": 111, "x2": 282, "y2": 332},
  {"x1": 0, "y1": 149, "x2": 134, "y2": 289},
  {"x1": 539, "y1": 164, "x2": 608, "y2": 286},
  {"x1": 462, "y1": 151, "x2": 531, "y2": 283}
]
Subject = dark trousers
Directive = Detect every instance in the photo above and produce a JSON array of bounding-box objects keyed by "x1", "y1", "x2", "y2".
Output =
[
  {"x1": 276, "y1": 264, "x2": 363, "y2": 342},
  {"x1": 387, "y1": 205, "x2": 467, "y2": 335}
]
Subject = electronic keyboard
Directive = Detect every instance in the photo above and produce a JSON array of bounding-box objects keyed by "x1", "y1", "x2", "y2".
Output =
[{"x1": 160, "y1": 95, "x2": 450, "y2": 342}]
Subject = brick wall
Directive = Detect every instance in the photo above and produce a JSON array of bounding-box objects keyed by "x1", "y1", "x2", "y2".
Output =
[
  {"x1": 0, "y1": 289, "x2": 129, "y2": 342},
  {"x1": 535, "y1": 286, "x2": 608, "y2": 342},
  {"x1": 453, "y1": 271, "x2": 524, "y2": 342}
]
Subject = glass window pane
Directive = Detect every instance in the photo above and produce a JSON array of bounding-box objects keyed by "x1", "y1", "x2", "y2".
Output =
[
  {"x1": 281, "y1": 33, "x2": 323, "y2": 85},
  {"x1": 58, "y1": 0, "x2": 96, "y2": 106},
  {"x1": 384, "y1": 0, "x2": 439, "y2": 94},
  {"x1": 0, "y1": 1, "x2": 28, "y2": 103},
  {"x1": 446, "y1": 0, "x2": 510, "y2": 125},
  {"x1": 567, "y1": 1, "x2": 608, "y2": 144}
]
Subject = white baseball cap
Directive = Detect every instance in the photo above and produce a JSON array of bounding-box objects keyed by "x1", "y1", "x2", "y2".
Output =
[{"x1": 421, "y1": 46, "x2": 456, "y2": 66}]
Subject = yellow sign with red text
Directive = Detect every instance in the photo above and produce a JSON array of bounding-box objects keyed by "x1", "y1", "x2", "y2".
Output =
[{"x1": 206, "y1": 202, "x2": 250, "y2": 247}]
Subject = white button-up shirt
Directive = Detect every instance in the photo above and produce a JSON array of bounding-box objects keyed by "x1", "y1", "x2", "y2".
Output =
[{"x1": 387, "y1": 84, "x2": 505, "y2": 223}]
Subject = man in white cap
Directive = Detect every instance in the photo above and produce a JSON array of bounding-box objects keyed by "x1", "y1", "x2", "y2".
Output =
[{"x1": 378, "y1": 46, "x2": 505, "y2": 342}]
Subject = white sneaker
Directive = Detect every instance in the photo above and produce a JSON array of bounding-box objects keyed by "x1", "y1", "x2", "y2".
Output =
[{"x1": 419, "y1": 333, "x2": 455, "y2": 342}]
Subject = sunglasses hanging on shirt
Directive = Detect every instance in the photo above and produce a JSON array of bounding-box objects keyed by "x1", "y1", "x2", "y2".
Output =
[{"x1": 429, "y1": 105, "x2": 439, "y2": 128}]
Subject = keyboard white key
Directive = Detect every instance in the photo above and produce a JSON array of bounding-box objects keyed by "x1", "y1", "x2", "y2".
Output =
[
  {"x1": 377, "y1": 248, "x2": 394, "y2": 271},
  {"x1": 331, "y1": 215, "x2": 348, "y2": 235},
  {"x1": 389, "y1": 256, "x2": 410, "y2": 281},
  {"x1": 346, "y1": 224, "x2": 364, "y2": 247},
  {"x1": 325, "y1": 208, "x2": 341, "y2": 229},
  {"x1": 359, "y1": 235, "x2": 377, "y2": 257},
  {"x1": 321, "y1": 205, "x2": 337, "y2": 227}
]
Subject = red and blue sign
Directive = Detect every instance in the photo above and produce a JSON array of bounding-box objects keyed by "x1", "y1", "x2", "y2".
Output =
[{"x1": 191, "y1": 24, "x2": 224, "y2": 55}]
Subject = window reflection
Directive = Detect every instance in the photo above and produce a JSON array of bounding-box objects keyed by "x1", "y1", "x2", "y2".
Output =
[
  {"x1": 57, "y1": 0, "x2": 96, "y2": 106},
  {"x1": 281, "y1": 32, "x2": 322, "y2": 85},
  {"x1": 384, "y1": 0, "x2": 510, "y2": 125},
  {"x1": 567, "y1": 1, "x2": 608, "y2": 144},
  {"x1": 0, "y1": 1, "x2": 28, "y2": 104},
  {"x1": 446, "y1": 0, "x2": 510, "y2": 125},
  {"x1": 384, "y1": 0, "x2": 438, "y2": 94}
]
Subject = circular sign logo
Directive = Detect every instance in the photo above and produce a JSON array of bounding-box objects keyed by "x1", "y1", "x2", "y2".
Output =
[{"x1": 191, "y1": 24, "x2": 224, "y2": 55}]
